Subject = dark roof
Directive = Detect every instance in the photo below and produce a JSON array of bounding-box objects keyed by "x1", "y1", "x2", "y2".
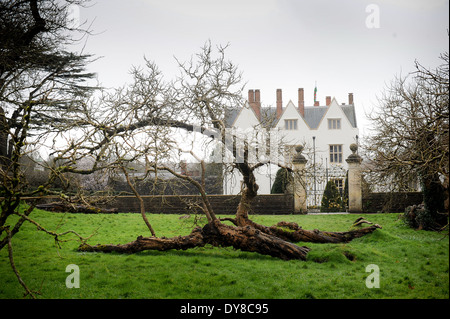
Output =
[
  {"x1": 303, "y1": 106, "x2": 327, "y2": 129},
  {"x1": 340, "y1": 104, "x2": 358, "y2": 128},
  {"x1": 303, "y1": 104, "x2": 357, "y2": 128},
  {"x1": 224, "y1": 107, "x2": 240, "y2": 127},
  {"x1": 224, "y1": 106, "x2": 278, "y2": 128}
]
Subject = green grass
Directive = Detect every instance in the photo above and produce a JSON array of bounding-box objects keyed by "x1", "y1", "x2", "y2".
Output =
[{"x1": 0, "y1": 208, "x2": 448, "y2": 299}]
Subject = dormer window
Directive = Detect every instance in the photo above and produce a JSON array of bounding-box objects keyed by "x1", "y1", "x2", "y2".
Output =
[
  {"x1": 328, "y1": 119, "x2": 341, "y2": 130},
  {"x1": 285, "y1": 119, "x2": 298, "y2": 130}
]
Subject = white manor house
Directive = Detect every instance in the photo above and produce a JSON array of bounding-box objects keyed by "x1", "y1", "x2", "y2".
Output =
[{"x1": 222, "y1": 88, "x2": 360, "y2": 207}]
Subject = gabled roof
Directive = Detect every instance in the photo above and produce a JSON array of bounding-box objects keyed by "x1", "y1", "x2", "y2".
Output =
[
  {"x1": 224, "y1": 107, "x2": 240, "y2": 127},
  {"x1": 303, "y1": 104, "x2": 357, "y2": 129},
  {"x1": 340, "y1": 104, "x2": 357, "y2": 128},
  {"x1": 224, "y1": 105, "x2": 277, "y2": 128},
  {"x1": 303, "y1": 106, "x2": 328, "y2": 129}
]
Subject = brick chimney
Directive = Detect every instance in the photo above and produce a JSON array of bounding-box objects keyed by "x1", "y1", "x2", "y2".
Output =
[
  {"x1": 326, "y1": 96, "x2": 331, "y2": 106},
  {"x1": 276, "y1": 89, "x2": 283, "y2": 119},
  {"x1": 255, "y1": 89, "x2": 261, "y2": 105},
  {"x1": 298, "y1": 88, "x2": 305, "y2": 117},
  {"x1": 314, "y1": 101, "x2": 320, "y2": 106},
  {"x1": 254, "y1": 89, "x2": 261, "y2": 119},
  {"x1": 348, "y1": 93, "x2": 354, "y2": 105},
  {"x1": 248, "y1": 89, "x2": 255, "y2": 105},
  {"x1": 248, "y1": 89, "x2": 261, "y2": 119}
]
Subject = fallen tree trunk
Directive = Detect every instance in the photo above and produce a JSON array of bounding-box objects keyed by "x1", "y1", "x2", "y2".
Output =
[
  {"x1": 223, "y1": 216, "x2": 381, "y2": 244},
  {"x1": 78, "y1": 221, "x2": 311, "y2": 261},
  {"x1": 231, "y1": 173, "x2": 381, "y2": 244},
  {"x1": 203, "y1": 223, "x2": 310, "y2": 260},
  {"x1": 79, "y1": 226, "x2": 205, "y2": 253},
  {"x1": 269, "y1": 220, "x2": 382, "y2": 243}
]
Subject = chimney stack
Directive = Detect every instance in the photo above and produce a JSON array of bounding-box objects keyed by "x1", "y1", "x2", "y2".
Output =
[
  {"x1": 298, "y1": 88, "x2": 305, "y2": 117},
  {"x1": 314, "y1": 101, "x2": 320, "y2": 106},
  {"x1": 348, "y1": 93, "x2": 354, "y2": 105},
  {"x1": 255, "y1": 89, "x2": 261, "y2": 106},
  {"x1": 326, "y1": 96, "x2": 331, "y2": 106},
  {"x1": 248, "y1": 89, "x2": 261, "y2": 119},
  {"x1": 248, "y1": 89, "x2": 255, "y2": 105},
  {"x1": 276, "y1": 89, "x2": 283, "y2": 119},
  {"x1": 254, "y1": 89, "x2": 261, "y2": 119}
]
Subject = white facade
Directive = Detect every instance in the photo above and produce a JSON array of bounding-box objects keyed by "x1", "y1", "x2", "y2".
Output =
[{"x1": 223, "y1": 90, "x2": 359, "y2": 204}]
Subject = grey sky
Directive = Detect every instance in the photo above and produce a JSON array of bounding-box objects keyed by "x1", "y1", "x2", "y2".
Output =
[{"x1": 76, "y1": 0, "x2": 449, "y2": 137}]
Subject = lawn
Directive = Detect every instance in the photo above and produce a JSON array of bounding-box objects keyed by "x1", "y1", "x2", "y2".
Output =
[{"x1": 0, "y1": 208, "x2": 448, "y2": 299}]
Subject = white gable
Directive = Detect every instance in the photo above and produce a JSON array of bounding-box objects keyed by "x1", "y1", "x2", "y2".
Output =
[
  {"x1": 275, "y1": 100, "x2": 308, "y2": 129},
  {"x1": 316, "y1": 98, "x2": 355, "y2": 131},
  {"x1": 232, "y1": 102, "x2": 260, "y2": 129},
  {"x1": 313, "y1": 97, "x2": 359, "y2": 150},
  {"x1": 274, "y1": 100, "x2": 309, "y2": 145}
]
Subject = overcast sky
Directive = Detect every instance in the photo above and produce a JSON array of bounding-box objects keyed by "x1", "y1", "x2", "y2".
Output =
[{"x1": 75, "y1": 0, "x2": 449, "y2": 137}]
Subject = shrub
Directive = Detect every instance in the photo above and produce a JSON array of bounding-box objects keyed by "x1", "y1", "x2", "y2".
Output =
[
  {"x1": 343, "y1": 171, "x2": 349, "y2": 208},
  {"x1": 402, "y1": 174, "x2": 448, "y2": 231},
  {"x1": 320, "y1": 181, "x2": 344, "y2": 212},
  {"x1": 271, "y1": 168, "x2": 293, "y2": 194},
  {"x1": 421, "y1": 174, "x2": 448, "y2": 229}
]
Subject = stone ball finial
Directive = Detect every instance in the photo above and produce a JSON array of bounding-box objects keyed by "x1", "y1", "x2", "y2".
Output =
[
  {"x1": 346, "y1": 143, "x2": 362, "y2": 164},
  {"x1": 293, "y1": 145, "x2": 307, "y2": 164},
  {"x1": 295, "y1": 145, "x2": 304, "y2": 154}
]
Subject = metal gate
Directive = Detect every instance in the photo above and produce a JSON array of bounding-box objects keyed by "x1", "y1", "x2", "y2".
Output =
[{"x1": 305, "y1": 164, "x2": 347, "y2": 210}]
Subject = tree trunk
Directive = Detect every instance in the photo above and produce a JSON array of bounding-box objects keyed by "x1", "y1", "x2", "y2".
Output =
[
  {"x1": 79, "y1": 227, "x2": 205, "y2": 253},
  {"x1": 203, "y1": 222, "x2": 310, "y2": 260},
  {"x1": 269, "y1": 221, "x2": 381, "y2": 243},
  {"x1": 232, "y1": 213, "x2": 381, "y2": 244},
  {"x1": 78, "y1": 221, "x2": 310, "y2": 261}
]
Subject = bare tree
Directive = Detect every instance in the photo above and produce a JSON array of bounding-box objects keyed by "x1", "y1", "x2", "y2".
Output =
[
  {"x1": 72, "y1": 43, "x2": 380, "y2": 259},
  {"x1": 364, "y1": 51, "x2": 449, "y2": 230},
  {"x1": 0, "y1": 0, "x2": 97, "y2": 298},
  {"x1": 1, "y1": 2, "x2": 381, "y2": 296}
]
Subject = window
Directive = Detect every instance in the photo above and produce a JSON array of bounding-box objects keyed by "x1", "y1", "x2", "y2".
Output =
[
  {"x1": 284, "y1": 119, "x2": 298, "y2": 130},
  {"x1": 329, "y1": 145, "x2": 343, "y2": 163},
  {"x1": 328, "y1": 119, "x2": 341, "y2": 130}
]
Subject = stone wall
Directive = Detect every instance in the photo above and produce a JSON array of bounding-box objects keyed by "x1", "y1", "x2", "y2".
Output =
[
  {"x1": 102, "y1": 194, "x2": 295, "y2": 215},
  {"x1": 26, "y1": 192, "x2": 423, "y2": 215},
  {"x1": 362, "y1": 192, "x2": 423, "y2": 213}
]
